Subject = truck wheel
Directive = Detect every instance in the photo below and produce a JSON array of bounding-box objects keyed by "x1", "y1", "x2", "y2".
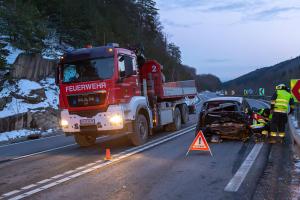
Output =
[
  {"x1": 74, "y1": 134, "x2": 96, "y2": 147},
  {"x1": 180, "y1": 104, "x2": 189, "y2": 124},
  {"x1": 169, "y1": 107, "x2": 182, "y2": 131},
  {"x1": 130, "y1": 114, "x2": 149, "y2": 146}
]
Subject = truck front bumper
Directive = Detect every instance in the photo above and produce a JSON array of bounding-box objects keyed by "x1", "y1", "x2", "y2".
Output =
[{"x1": 60, "y1": 106, "x2": 126, "y2": 133}]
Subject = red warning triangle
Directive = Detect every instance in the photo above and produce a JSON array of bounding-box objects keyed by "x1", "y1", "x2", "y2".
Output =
[{"x1": 186, "y1": 131, "x2": 212, "y2": 156}]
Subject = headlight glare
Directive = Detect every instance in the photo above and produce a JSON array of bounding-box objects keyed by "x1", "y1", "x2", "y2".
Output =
[
  {"x1": 109, "y1": 114, "x2": 123, "y2": 125},
  {"x1": 61, "y1": 119, "x2": 69, "y2": 127}
]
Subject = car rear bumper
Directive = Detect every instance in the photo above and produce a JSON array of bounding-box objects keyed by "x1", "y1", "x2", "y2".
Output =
[{"x1": 203, "y1": 123, "x2": 249, "y2": 138}]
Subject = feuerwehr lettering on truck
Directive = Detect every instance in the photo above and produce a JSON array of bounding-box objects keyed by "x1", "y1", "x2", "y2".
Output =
[{"x1": 65, "y1": 82, "x2": 106, "y2": 93}]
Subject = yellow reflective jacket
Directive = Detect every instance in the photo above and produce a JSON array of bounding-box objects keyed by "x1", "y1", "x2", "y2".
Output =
[{"x1": 273, "y1": 90, "x2": 293, "y2": 113}]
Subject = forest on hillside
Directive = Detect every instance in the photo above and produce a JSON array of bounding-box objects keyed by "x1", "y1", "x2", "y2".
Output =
[
  {"x1": 0, "y1": 0, "x2": 221, "y2": 91},
  {"x1": 223, "y1": 56, "x2": 300, "y2": 95}
]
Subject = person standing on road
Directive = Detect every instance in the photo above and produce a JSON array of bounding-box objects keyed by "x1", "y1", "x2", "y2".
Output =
[{"x1": 270, "y1": 84, "x2": 294, "y2": 143}]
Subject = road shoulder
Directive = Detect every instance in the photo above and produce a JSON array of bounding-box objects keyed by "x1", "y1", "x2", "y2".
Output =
[{"x1": 252, "y1": 131, "x2": 294, "y2": 200}]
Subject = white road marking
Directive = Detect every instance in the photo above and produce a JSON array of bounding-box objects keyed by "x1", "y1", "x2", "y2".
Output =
[
  {"x1": 51, "y1": 174, "x2": 64, "y2": 179},
  {"x1": 20, "y1": 184, "x2": 36, "y2": 190},
  {"x1": 2, "y1": 125, "x2": 196, "y2": 200},
  {"x1": 1, "y1": 191, "x2": 19, "y2": 197},
  {"x1": 63, "y1": 170, "x2": 75, "y2": 175},
  {"x1": 224, "y1": 143, "x2": 264, "y2": 192},
  {"x1": 36, "y1": 179, "x2": 51, "y2": 184}
]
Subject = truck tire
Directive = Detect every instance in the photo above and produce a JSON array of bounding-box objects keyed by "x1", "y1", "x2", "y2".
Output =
[
  {"x1": 74, "y1": 134, "x2": 96, "y2": 147},
  {"x1": 130, "y1": 114, "x2": 149, "y2": 146},
  {"x1": 180, "y1": 104, "x2": 189, "y2": 124},
  {"x1": 169, "y1": 107, "x2": 182, "y2": 131}
]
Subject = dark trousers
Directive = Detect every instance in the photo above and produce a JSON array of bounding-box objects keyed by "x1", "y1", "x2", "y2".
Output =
[{"x1": 270, "y1": 112, "x2": 288, "y2": 133}]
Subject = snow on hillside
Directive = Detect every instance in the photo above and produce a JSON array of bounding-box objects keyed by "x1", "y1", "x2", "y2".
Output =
[
  {"x1": 0, "y1": 36, "x2": 23, "y2": 65},
  {"x1": 0, "y1": 78, "x2": 59, "y2": 118},
  {"x1": 42, "y1": 33, "x2": 74, "y2": 59},
  {"x1": 0, "y1": 129, "x2": 54, "y2": 143},
  {"x1": 4, "y1": 42, "x2": 24, "y2": 64},
  {"x1": 17, "y1": 79, "x2": 43, "y2": 96}
]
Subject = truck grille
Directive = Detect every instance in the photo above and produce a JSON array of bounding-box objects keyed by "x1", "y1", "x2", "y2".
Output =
[{"x1": 67, "y1": 92, "x2": 106, "y2": 107}]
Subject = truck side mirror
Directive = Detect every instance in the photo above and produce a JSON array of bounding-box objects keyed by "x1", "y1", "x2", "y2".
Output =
[{"x1": 124, "y1": 56, "x2": 134, "y2": 77}]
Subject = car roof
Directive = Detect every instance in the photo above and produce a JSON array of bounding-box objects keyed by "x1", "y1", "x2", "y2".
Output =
[{"x1": 205, "y1": 97, "x2": 244, "y2": 104}]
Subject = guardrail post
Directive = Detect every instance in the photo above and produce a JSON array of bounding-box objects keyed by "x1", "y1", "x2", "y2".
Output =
[{"x1": 297, "y1": 103, "x2": 300, "y2": 128}]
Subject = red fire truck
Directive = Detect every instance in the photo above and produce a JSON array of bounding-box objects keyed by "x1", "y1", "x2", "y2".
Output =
[{"x1": 56, "y1": 44, "x2": 197, "y2": 147}]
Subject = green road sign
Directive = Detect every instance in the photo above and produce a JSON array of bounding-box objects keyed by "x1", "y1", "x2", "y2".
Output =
[{"x1": 259, "y1": 88, "x2": 265, "y2": 96}]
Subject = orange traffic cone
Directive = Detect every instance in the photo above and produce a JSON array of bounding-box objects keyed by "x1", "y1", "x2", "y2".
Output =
[{"x1": 105, "y1": 148, "x2": 111, "y2": 160}]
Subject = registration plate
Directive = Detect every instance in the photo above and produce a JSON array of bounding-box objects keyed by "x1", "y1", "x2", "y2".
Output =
[{"x1": 80, "y1": 119, "x2": 95, "y2": 126}]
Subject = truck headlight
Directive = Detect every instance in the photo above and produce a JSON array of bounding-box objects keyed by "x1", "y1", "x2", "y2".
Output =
[
  {"x1": 109, "y1": 114, "x2": 123, "y2": 125},
  {"x1": 61, "y1": 119, "x2": 69, "y2": 127}
]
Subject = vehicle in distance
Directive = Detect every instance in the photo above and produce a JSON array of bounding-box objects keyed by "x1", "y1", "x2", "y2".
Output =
[
  {"x1": 185, "y1": 95, "x2": 201, "y2": 114},
  {"x1": 196, "y1": 97, "x2": 253, "y2": 142}
]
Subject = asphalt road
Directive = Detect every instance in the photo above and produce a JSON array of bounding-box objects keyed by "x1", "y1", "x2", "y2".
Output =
[{"x1": 0, "y1": 97, "x2": 270, "y2": 200}]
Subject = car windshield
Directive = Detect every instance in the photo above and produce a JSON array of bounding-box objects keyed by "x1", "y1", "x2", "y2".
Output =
[
  {"x1": 206, "y1": 101, "x2": 238, "y2": 112},
  {"x1": 62, "y1": 57, "x2": 114, "y2": 83}
]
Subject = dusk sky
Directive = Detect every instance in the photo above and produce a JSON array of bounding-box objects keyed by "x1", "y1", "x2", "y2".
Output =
[{"x1": 156, "y1": 0, "x2": 300, "y2": 82}]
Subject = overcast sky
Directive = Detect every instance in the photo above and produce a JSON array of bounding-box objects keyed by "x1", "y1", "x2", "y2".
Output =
[{"x1": 156, "y1": 0, "x2": 300, "y2": 82}]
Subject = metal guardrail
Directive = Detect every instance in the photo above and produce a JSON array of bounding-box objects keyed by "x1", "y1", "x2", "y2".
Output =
[
  {"x1": 289, "y1": 103, "x2": 300, "y2": 156},
  {"x1": 293, "y1": 103, "x2": 300, "y2": 128}
]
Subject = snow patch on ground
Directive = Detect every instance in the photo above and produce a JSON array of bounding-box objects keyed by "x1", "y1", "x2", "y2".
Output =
[
  {"x1": 1, "y1": 98, "x2": 49, "y2": 117},
  {"x1": 17, "y1": 79, "x2": 43, "y2": 96},
  {"x1": 0, "y1": 129, "x2": 54, "y2": 142},
  {"x1": 42, "y1": 33, "x2": 73, "y2": 59},
  {"x1": 0, "y1": 81, "x2": 16, "y2": 97},
  {"x1": 3, "y1": 42, "x2": 24, "y2": 64},
  {"x1": 40, "y1": 78, "x2": 59, "y2": 109},
  {"x1": 0, "y1": 78, "x2": 59, "y2": 118}
]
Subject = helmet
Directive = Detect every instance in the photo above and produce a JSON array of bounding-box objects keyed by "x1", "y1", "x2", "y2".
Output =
[{"x1": 276, "y1": 84, "x2": 286, "y2": 90}]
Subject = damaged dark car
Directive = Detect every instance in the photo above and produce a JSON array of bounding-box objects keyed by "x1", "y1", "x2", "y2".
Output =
[{"x1": 196, "y1": 97, "x2": 253, "y2": 142}]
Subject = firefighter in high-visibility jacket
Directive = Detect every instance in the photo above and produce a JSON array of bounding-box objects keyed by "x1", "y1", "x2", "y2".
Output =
[
  {"x1": 258, "y1": 108, "x2": 272, "y2": 141},
  {"x1": 270, "y1": 84, "x2": 294, "y2": 143},
  {"x1": 251, "y1": 108, "x2": 272, "y2": 142}
]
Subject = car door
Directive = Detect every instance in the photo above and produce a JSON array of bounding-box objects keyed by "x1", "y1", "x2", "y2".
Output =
[{"x1": 242, "y1": 99, "x2": 253, "y2": 124}]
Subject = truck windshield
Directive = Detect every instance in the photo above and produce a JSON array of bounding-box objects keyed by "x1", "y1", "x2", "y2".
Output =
[{"x1": 62, "y1": 57, "x2": 114, "y2": 83}]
